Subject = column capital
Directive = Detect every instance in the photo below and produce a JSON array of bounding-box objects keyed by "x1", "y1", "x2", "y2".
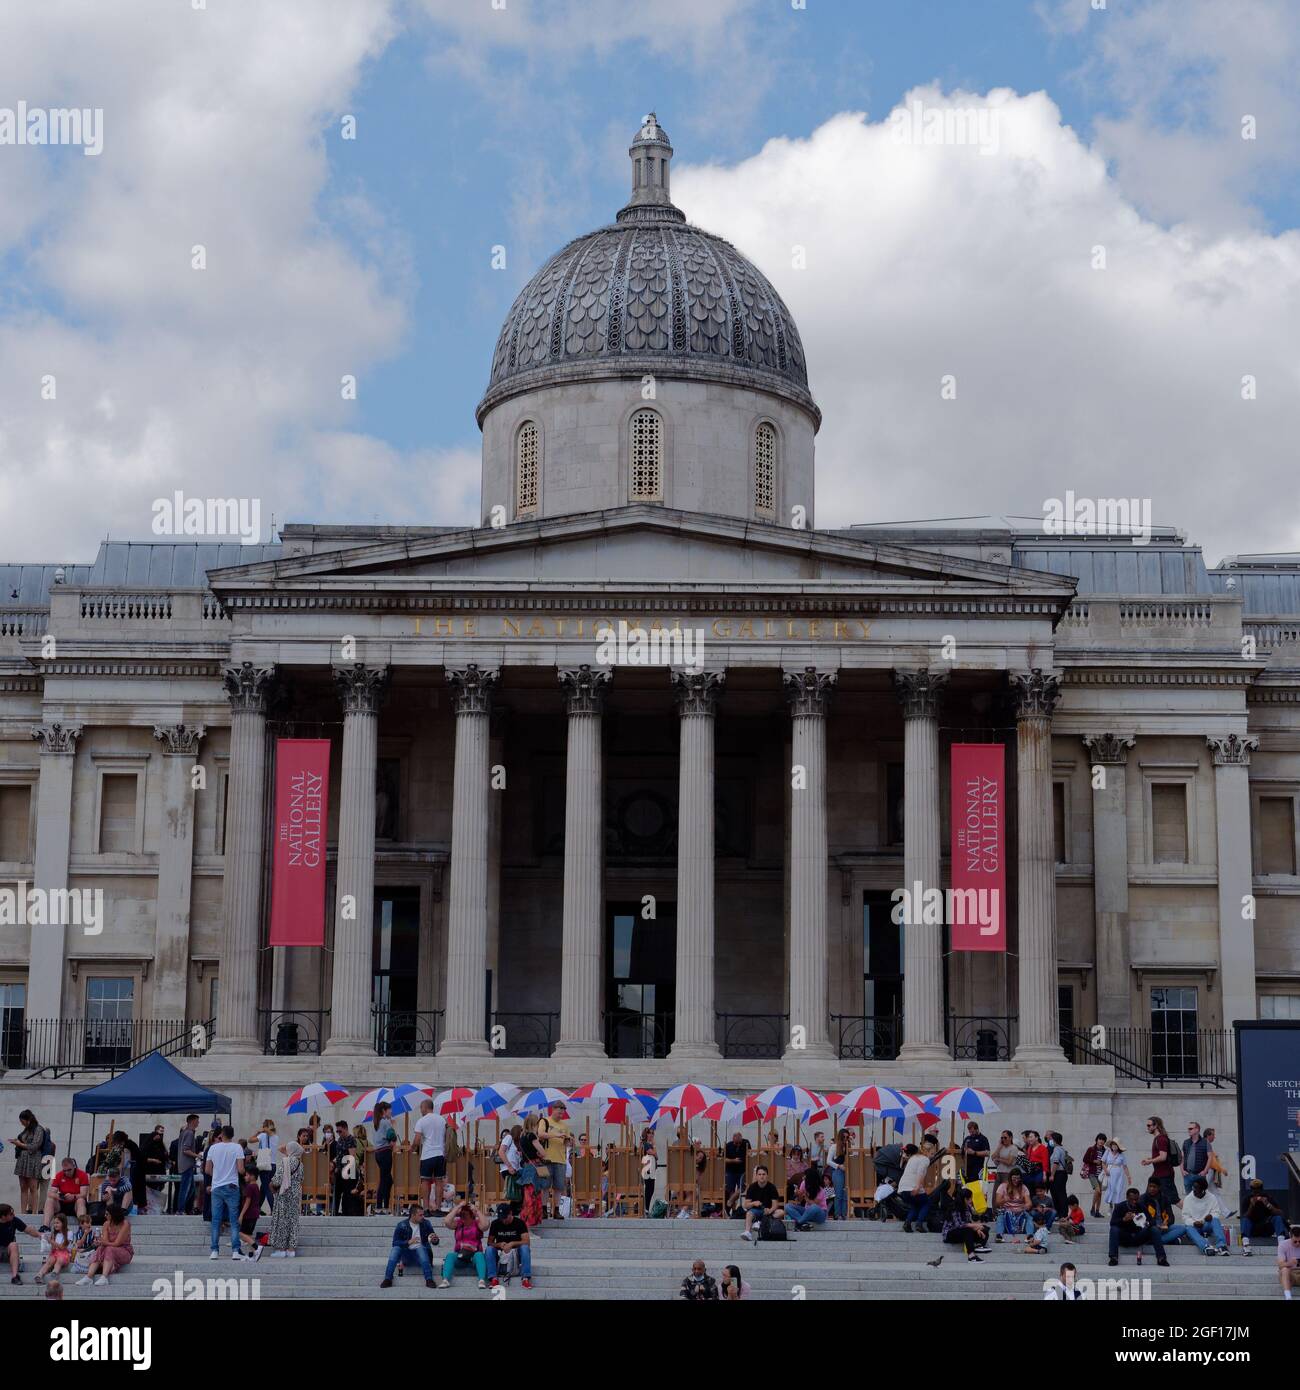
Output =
[
  {"x1": 222, "y1": 661, "x2": 277, "y2": 714},
  {"x1": 333, "y1": 663, "x2": 390, "y2": 716},
  {"x1": 1010, "y1": 667, "x2": 1060, "y2": 720},
  {"x1": 447, "y1": 663, "x2": 499, "y2": 715},
  {"x1": 893, "y1": 668, "x2": 948, "y2": 720},
  {"x1": 1207, "y1": 733, "x2": 1258, "y2": 766},
  {"x1": 153, "y1": 723, "x2": 207, "y2": 756},
  {"x1": 558, "y1": 664, "x2": 612, "y2": 715},
  {"x1": 784, "y1": 666, "x2": 837, "y2": 718},
  {"x1": 1082, "y1": 732, "x2": 1134, "y2": 765},
  {"x1": 31, "y1": 721, "x2": 82, "y2": 755},
  {"x1": 671, "y1": 669, "x2": 725, "y2": 716}
]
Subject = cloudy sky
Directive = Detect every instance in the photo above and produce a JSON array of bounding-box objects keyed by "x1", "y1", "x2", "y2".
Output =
[{"x1": 1, "y1": 0, "x2": 1297, "y2": 564}]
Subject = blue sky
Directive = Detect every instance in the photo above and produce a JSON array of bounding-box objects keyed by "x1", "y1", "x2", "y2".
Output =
[{"x1": 2, "y1": 0, "x2": 1298, "y2": 560}]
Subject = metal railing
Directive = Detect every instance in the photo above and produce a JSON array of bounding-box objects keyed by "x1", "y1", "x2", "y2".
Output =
[
  {"x1": 604, "y1": 1009, "x2": 672, "y2": 1060},
  {"x1": 717, "y1": 1012, "x2": 788, "y2": 1059},
  {"x1": 372, "y1": 1008, "x2": 444, "y2": 1057},
  {"x1": 831, "y1": 1013, "x2": 902, "y2": 1061},
  {"x1": 1062, "y1": 1026, "x2": 1236, "y2": 1087},
  {"x1": 489, "y1": 1012, "x2": 558, "y2": 1058},
  {"x1": 259, "y1": 1010, "x2": 329, "y2": 1057},
  {"x1": 22, "y1": 1017, "x2": 214, "y2": 1077},
  {"x1": 948, "y1": 1014, "x2": 1018, "y2": 1062}
]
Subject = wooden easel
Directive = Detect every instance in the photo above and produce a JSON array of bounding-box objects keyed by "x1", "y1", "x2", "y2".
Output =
[{"x1": 605, "y1": 1148, "x2": 643, "y2": 1217}]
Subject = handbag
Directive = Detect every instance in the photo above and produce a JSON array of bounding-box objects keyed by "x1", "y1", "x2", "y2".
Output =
[
  {"x1": 256, "y1": 1138, "x2": 274, "y2": 1173},
  {"x1": 505, "y1": 1174, "x2": 523, "y2": 1202}
]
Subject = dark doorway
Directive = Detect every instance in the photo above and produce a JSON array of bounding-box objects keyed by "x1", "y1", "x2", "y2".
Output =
[
  {"x1": 861, "y1": 889, "x2": 903, "y2": 1059},
  {"x1": 606, "y1": 901, "x2": 676, "y2": 1058},
  {"x1": 372, "y1": 887, "x2": 421, "y2": 1055}
]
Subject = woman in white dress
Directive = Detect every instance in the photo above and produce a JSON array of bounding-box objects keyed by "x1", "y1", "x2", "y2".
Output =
[{"x1": 1102, "y1": 1138, "x2": 1131, "y2": 1207}]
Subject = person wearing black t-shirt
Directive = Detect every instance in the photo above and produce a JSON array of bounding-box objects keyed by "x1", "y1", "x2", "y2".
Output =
[
  {"x1": 961, "y1": 1123, "x2": 991, "y2": 1184},
  {"x1": 740, "y1": 1165, "x2": 783, "y2": 1242},
  {"x1": 486, "y1": 1203, "x2": 532, "y2": 1287},
  {"x1": 724, "y1": 1135, "x2": 750, "y2": 1213}
]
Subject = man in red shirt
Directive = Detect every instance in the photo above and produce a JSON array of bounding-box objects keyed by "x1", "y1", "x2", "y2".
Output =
[
  {"x1": 1140, "y1": 1116, "x2": 1178, "y2": 1210},
  {"x1": 41, "y1": 1157, "x2": 90, "y2": 1228}
]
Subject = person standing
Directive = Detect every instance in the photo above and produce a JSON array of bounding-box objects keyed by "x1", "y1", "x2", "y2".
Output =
[
  {"x1": 1181, "y1": 1121, "x2": 1210, "y2": 1196},
  {"x1": 1047, "y1": 1132, "x2": 1070, "y2": 1217},
  {"x1": 204, "y1": 1125, "x2": 247, "y2": 1261},
  {"x1": 331, "y1": 1120, "x2": 361, "y2": 1216},
  {"x1": 1141, "y1": 1116, "x2": 1179, "y2": 1210},
  {"x1": 536, "y1": 1101, "x2": 573, "y2": 1220},
  {"x1": 1080, "y1": 1132, "x2": 1108, "y2": 1218},
  {"x1": 724, "y1": 1130, "x2": 750, "y2": 1215},
  {"x1": 142, "y1": 1126, "x2": 169, "y2": 1215},
  {"x1": 263, "y1": 1140, "x2": 304, "y2": 1259},
  {"x1": 11, "y1": 1110, "x2": 48, "y2": 1215},
  {"x1": 1102, "y1": 1138, "x2": 1131, "y2": 1209},
  {"x1": 372, "y1": 1102, "x2": 398, "y2": 1216},
  {"x1": 827, "y1": 1130, "x2": 850, "y2": 1220},
  {"x1": 176, "y1": 1114, "x2": 200, "y2": 1216},
  {"x1": 961, "y1": 1121, "x2": 991, "y2": 1190},
  {"x1": 253, "y1": 1120, "x2": 279, "y2": 1215},
  {"x1": 413, "y1": 1099, "x2": 448, "y2": 1214},
  {"x1": 899, "y1": 1144, "x2": 931, "y2": 1234}
]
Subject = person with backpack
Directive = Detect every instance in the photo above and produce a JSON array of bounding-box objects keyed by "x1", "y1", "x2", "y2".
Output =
[
  {"x1": 739, "y1": 1165, "x2": 784, "y2": 1242},
  {"x1": 12, "y1": 1110, "x2": 50, "y2": 1215},
  {"x1": 1140, "y1": 1116, "x2": 1179, "y2": 1210},
  {"x1": 1047, "y1": 1132, "x2": 1071, "y2": 1217}
]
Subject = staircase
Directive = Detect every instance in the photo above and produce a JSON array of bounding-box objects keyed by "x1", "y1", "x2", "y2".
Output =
[{"x1": 0, "y1": 1213, "x2": 1284, "y2": 1300}]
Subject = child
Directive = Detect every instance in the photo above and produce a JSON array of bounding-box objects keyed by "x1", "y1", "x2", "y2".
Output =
[
  {"x1": 1059, "y1": 1194, "x2": 1086, "y2": 1240},
  {"x1": 34, "y1": 1214, "x2": 72, "y2": 1284},
  {"x1": 99, "y1": 1167, "x2": 131, "y2": 1215},
  {"x1": 238, "y1": 1167, "x2": 262, "y2": 1256},
  {"x1": 1022, "y1": 1210, "x2": 1051, "y2": 1254},
  {"x1": 71, "y1": 1214, "x2": 98, "y2": 1275}
]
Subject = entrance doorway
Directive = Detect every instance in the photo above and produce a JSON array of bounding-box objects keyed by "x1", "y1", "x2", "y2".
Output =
[
  {"x1": 372, "y1": 887, "x2": 422, "y2": 1055},
  {"x1": 861, "y1": 889, "x2": 902, "y2": 1059},
  {"x1": 606, "y1": 901, "x2": 676, "y2": 1058}
]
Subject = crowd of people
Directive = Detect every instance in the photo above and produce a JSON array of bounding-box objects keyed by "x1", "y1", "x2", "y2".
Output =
[{"x1": 8, "y1": 1103, "x2": 1298, "y2": 1299}]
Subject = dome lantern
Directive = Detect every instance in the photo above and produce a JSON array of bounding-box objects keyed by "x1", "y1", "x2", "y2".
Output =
[{"x1": 617, "y1": 112, "x2": 685, "y2": 225}]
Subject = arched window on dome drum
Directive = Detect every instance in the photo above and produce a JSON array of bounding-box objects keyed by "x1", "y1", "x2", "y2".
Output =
[
  {"x1": 516, "y1": 420, "x2": 539, "y2": 517},
  {"x1": 629, "y1": 409, "x2": 663, "y2": 502},
  {"x1": 754, "y1": 421, "x2": 777, "y2": 518}
]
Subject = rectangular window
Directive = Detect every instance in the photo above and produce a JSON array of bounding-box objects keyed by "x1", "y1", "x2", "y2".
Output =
[
  {"x1": 1260, "y1": 994, "x2": 1300, "y2": 1020},
  {"x1": 1149, "y1": 985, "x2": 1198, "y2": 1077},
  {"x1": 885, "y1": 762, "x2": 904, "y2": 846},
  {"x1": 84, "y1": 977, "x2": 135, "y2": 1067},
  {"x1": 0, "y1": 784, "x2": 32, "y2": 860},
  {"x1": 1052, "y1": 781, "x2": 1067, "y2": 864},
  {"x1": 98, "y1": 774, "x2": 139, "y2": 853},
  {"x1": 0, "y1": 982, "x2": 25, "y2": 1069},
  {"x1": 1258, "y1": 796, "x2": 1296, "y2": 874},
  {"x1": 1150, "y1": 783, "x2": 1189, "y2": 864}
]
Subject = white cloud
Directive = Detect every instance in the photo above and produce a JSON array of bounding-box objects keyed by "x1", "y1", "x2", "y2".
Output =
[{"x1": 674, "y1": 91, "x2": 1300, "y2": 560}]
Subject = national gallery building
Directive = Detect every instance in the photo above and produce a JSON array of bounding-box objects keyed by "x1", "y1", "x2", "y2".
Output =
[{"x1": 2, "y1": 118, "x2": 1297, "y2": 1147}]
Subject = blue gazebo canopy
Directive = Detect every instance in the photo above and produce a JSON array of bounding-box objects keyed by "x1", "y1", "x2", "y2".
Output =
[{"x1": 71, "y1": 1050, "x2": 231, "y2": 1115}]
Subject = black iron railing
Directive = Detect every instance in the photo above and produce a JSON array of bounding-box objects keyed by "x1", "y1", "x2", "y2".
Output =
[
  {"x1": 831, "y1": 1013, "x2": 902, "y2": 1061},
  {"x1": 1062, "y1": 1026, "x2": 1236, "y2": 1087},
  {"x1": 604, "y1": 1009, "x2": 672, "y2": 1060},
  {"x1": 22, "y1": 1017, "x2": 215, "y2": 1077},
  {"x1": 948, "y1": 1014, "x2": 1018, "y2": 1062},
  {"x1": 259, "y1": 1010, "x2": 328, "y2": 1057},
  {"x1": 373, "y1": 1008, "x2": 444, "y2": 1057},
  {"x1": 717, "y1": 1012, "x2": 788, "y2": 1059},
  {"x1": 489, "y1": 1012, "x2": 558, "y2": 1058}
]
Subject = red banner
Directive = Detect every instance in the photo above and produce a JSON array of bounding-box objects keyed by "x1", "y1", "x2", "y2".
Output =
[
  {"x1": 269, "y1": 739, "x2": 330, "y2": 947},
  {"x1": 950, "y1": 743, "x2": 1006, "y2": 952}
]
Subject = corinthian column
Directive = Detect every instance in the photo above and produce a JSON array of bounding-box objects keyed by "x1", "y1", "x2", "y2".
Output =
[
  {"x1": 152, "y1": 723, "x2": 206, "y2": 1019},
  {"x1": 784, "y1": 667, "x2": 836, "y2": 1061},
  {"x1": 1207, "y1": 733, "x2": 1260, "y2": 1027},
  {"x1": 324, "y1": 664, "x2": 388, "y2": 1056},
  {"x1": 894, "y1": 670, "x2": 949, "y2": 1062},
  {"x1": 1012, "y1": 668, "x2": 1064, "y2": 1062},
  {"x1": 554, "y1": 665, "x2": 612, "y2": 1059},
  {"x1": 667, "y1": 669, "x2": 724, "y2": 1062},
  {"x1": 211, "y1": 662, "x2": 276, "y2": 1055},
  {"x1": 1082, "y1": 733, "x2": 1135, "y2": 1029},
  {"x1": 440, "y1": 664, "x2": 499, "y2": 1059}
]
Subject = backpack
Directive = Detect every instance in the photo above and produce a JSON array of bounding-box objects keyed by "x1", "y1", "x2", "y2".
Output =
[
  {"x1": 41, "y1": 1129, "x2": 56, "y2": 1158},
  {"x1": 758, "y1": 1212, "x2": 788, "y2": 1242},
  {"x1": 1063, "y1": 1151, "x2": 1074, "y2": 1176},
  {"x1": 649, "y1": 1199, "x2": 668, "y2": 1219}
]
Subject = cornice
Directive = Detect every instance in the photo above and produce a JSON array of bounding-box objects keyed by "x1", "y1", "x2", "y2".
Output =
[{"x1": 33, "y1": 659, "x2": 224, "y2": 679}]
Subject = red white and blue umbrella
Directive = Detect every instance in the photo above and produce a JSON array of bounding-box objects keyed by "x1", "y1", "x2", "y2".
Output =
[
  {"x1": 284, "y1": 1082, "x2": 349, "y2": 1115},
  {"x1": 431, "y1": 1086, "x2": 475, "y2": 1116},
  {"x1": 930, "y1": 1085, "x2": 1000, "y2": 1116},
  {"x1": 352, "y1": 1084, "x2": 432, "y2": 1121},
  {"x1": 567, "y1": 1081, "x2": 635, "y2": 1107},
  {"x1": 653, "y1": 1083, "x2": 728, "y2": 1123},
  {"x1": 602, "y1": 1090, "x2": 663, "y2": 1126},
  {"x1": 699, "y1": 1094, "x2": 763, "y2": 1126},
  {"x1": 463, "y1": 1082, "x2": 521, "y2": 1121},
  {"x1": 751, "y1": 1084, "x2": 827, "y2": 1119},
  {"x1": 511, "y1": 1086, "x2": 571, "y2": 1117},
  {"x1": 835, "y1": 1085, "x2": 922, "y2": 1121}
]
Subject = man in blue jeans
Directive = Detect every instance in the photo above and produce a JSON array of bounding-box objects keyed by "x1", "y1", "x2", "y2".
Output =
[
  {"x1": 176, "y1": 1114, "x2": 200, "y2": 1216},
  {"x1": 380, "y1": 1204, "x2": 437, "y2": 1288},
  {"x1": 486, "y1": 1203, "x2": 533, "y2": 1288},
  {"x1": 204, "y1": 1125, "x2": 248, "y2": 1260}
]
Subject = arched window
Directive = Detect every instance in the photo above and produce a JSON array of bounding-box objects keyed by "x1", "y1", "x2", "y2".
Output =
[
  {"x1": 516, "y1": 420, "x2": 539, "y2": 516},
  {"x1": 754, "y1": 421, "x2": 776, "y2": 518},
  {"x1": 629, "y1": 409, "x2": 662, "y2": 502}
]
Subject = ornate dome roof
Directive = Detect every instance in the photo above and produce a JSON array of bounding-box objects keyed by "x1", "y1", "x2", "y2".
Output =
[{"x1": 477, "y1": 115, "x2": 817, "y2": 426}]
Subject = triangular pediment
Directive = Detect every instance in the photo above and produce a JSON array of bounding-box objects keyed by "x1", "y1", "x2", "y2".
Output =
[{"x1": 208, "y1": 506, "x2": 1075, "y2": 606}]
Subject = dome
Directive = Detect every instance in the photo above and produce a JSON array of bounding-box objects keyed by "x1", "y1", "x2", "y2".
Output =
[{"x1": 476, "y1": 114, "x2": 818, "y2": 427}]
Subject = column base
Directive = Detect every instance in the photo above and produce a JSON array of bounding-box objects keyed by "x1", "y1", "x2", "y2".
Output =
[
  {"x1": 437, "y1": 1038, "x2": 492, "y2": 1061},
  {"x1": 896, "y1": 1041, "x2": 951, "y2": 1065},
  {"x1": 207, "y1": 1037, "x2": 264, "y2": 1058},
  {"x1": 782, "y1": 1042, "x2": 836, "y2": 1064},
  {"x1": 1013, "y1": 1042, "x2": 1067, "y2": 1066},
  {"x1": 321, "y1": 1039, "x2": 377, "y2": 1061},
  {"x1": 550, "y1": 1040, "x2": 608, "y2": 1061},
  {"x1": 666, "y1": 1040, "x2": 722, "y2": 1064}
]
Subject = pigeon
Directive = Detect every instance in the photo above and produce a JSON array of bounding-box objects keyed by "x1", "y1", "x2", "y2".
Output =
[{"x1": 926, "y1": 1255, "x2": 944, "y2": 1268}]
